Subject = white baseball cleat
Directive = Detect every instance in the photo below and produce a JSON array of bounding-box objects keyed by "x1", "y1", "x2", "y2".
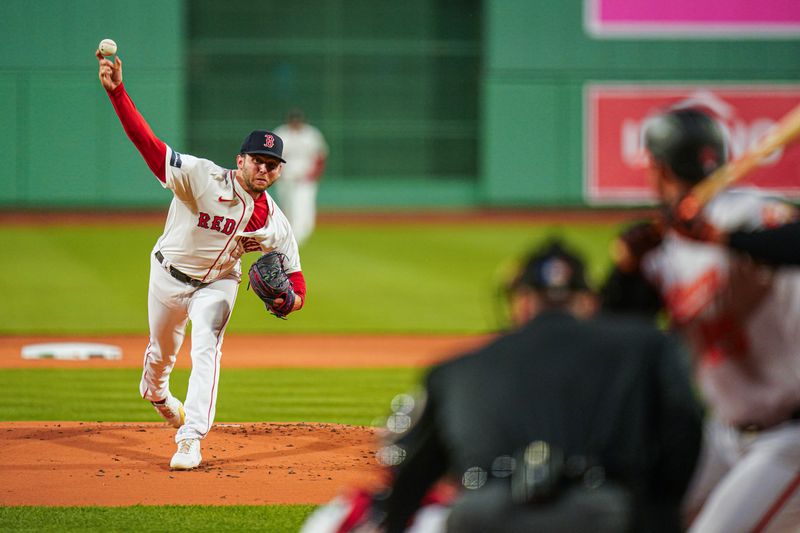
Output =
[
  {"x1": 151, "y1": 395, "x2": 185, "y2": 428},
  {"x1": 170, "y1": 438, "x2": 201, "y2": 470}
]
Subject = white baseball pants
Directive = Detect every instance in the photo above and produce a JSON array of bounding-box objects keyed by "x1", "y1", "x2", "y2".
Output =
[
  {"x1": 139, "y1": 252, "x2": 239, "y2": 443},
  {"x1": 684, "y1": 416, "x2": 800, "y2": 532}
]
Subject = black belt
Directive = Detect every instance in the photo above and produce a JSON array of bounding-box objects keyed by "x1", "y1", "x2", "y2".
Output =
[
  {"x1": 155, "y1": 251, "x2": 207, "y2": 288},
  {"x1": 737, "y1": 407, "x2": 800, "y2": 432}
]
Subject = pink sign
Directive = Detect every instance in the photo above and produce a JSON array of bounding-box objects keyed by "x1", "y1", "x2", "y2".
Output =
[
  {"x1": 585, "y1": 85, "x2": 800, "y2": 203},
  {"x1": 586, "y1": 0, "x2": 800, "y2": 37}
]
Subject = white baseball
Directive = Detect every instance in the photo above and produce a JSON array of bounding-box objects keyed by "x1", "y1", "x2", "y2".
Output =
[{"x1": 98, "y1": 38, "x2": 117, "y2": 56}]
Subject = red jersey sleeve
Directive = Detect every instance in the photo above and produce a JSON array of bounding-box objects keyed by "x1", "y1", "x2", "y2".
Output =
[
  {"x1": 289, "y1": 271, "x2": 306, "y2": 309},
  {"x1": 107, "y1": 83, "x2": 167, "y2": 182}
]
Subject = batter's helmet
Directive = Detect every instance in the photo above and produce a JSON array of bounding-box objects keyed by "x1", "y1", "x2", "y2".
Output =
[{"x1": 644, "y1": 108, "x2": 727, "y2": 184}]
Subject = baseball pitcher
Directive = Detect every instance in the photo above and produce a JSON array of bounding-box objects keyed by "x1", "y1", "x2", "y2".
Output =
[{"x1": 96, "y1": 49, "x2": 306, "y2": 470}]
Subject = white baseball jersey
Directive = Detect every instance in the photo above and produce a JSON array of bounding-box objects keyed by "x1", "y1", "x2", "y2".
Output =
[
  {"x1": 641, "y1": 188, "x2": 800, "y2": 428},
  {"x1": 639, "y1": 189, "x2": 800, "y2": 531},
  {"x1": 156, "y1": 146, "x2": 301, "y2": 281},
  {"x1": 273, "y1": 124, "x2": 328, "y2": 182}
]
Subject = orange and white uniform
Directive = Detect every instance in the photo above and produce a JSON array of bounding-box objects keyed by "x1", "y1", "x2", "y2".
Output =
[{"x1": 640, "y1": 187, "x2": 800, "y2": 532}]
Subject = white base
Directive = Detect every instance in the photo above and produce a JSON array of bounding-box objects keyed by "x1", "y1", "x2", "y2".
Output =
[{"x1": 21, "y1": 342, "x2": 122, "y2": 360}]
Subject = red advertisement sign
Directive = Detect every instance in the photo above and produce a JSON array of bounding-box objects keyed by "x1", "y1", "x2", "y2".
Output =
[{"x1": 585, "y1": 85, "x2": 800, "y2": 204}]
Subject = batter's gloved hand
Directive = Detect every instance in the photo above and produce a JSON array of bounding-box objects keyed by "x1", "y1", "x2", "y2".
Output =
[
  {"x1": 660, "y1": 194, "x2": 723, "y2": 244},
  {"x1": 670, "y1": 211, "x2": 724, "y2": 244},
  {"x1": 611, "y1": 220, "x2": 664, "y2": 272},
  {"x1": 248, "y1": 252, "x2": 296, "y2": 319}
]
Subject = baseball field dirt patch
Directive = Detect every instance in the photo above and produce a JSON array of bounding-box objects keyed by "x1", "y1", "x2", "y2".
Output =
[
  {"x1": 0, "y1": 334, "x2": 489, "y2": 369},
  {"x1": 0, "y1": 333, "x2": 488, "y2": 506},
  {"x1": 0, "y1": 421, "x2": 383, "y2": 506}
]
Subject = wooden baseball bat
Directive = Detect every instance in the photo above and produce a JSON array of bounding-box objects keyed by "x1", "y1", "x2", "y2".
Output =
[{"x1": 678, "y1": 102, "x2": 800, "y2": 220}]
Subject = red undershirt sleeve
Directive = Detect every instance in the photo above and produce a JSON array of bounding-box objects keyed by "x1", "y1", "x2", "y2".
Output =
[
  {"x1": 244, "y1": 194, "x2": 269, "y2": 232},
  {"x1": 288, "y1": 271, "x2": 306, "y2": 309},
  {"x1": 107, "y1": 83, "x2": 167, "y2": 182}
]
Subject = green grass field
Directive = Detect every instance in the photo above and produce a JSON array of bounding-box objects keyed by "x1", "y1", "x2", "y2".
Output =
[
  {"x1": 0, "y1": 367, "x2": 420, "y2": 425},
  {"x1": 0, "y1": 218, "x2": 623, "y2": 532},
  {"x1": 0, "y1": 221, "x2": 621, "y2": 334},
  {"x1": 0, "y1": 505, "x2": 317, "y2": 532}
]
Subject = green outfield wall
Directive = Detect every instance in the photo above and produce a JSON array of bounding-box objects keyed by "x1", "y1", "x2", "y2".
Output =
[
  {"x1": 0, "y1": 0, "x2": 185, "y2": 209},
  {"x1": 1, "y1": 1, "x2": 797, "y2": 209},
  {"x1": 481, "y1": 1, "x2": 800, "y2": 206}
]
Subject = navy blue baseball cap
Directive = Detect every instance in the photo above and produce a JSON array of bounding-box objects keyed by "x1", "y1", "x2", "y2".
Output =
[
  {"x1": 510, "y1": 239, "x2": 590, "y2": 300},
  {"x1": 240, "y1": 130, "x2": 286, "y2": 163}
]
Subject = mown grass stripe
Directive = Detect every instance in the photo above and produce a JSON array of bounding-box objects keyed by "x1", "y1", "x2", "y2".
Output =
[
  {"x1": 0, "y1": 505, "x2": 317, "y2": 533},
  {"x1": 0, "y1": 368, "x2": 421, "y2": 426}
]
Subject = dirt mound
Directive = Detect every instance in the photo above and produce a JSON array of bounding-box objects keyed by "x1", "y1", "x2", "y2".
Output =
[{"x1": 0, "y1": 421, "x2": 384, "y2": 506}]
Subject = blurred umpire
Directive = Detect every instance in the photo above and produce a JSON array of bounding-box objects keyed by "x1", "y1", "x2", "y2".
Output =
[{"x1": 303, "y1": 239, "x2": 703, "y2": 533}]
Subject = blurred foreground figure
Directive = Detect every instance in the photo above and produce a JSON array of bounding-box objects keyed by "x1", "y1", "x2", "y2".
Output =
[
  {"x1": 302, "y1": 240, "x2": 702, "y2": 533},
  {"x1": 604, "y1": 107, "x2": 800, "y2": 532}
]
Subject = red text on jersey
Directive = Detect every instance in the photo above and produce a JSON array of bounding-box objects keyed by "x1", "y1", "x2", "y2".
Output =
[{"x1": 197, "y1": 212, "x2": 236, "y2": 235}]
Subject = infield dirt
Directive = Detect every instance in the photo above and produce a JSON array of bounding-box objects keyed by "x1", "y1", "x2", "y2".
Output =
[{"x1": 0, "y1": 333, "x2": 487, "y2": 506}]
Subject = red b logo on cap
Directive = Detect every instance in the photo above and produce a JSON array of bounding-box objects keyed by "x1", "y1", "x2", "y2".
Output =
[{"x1": 264, "y1": 134, "x2": 275, "y2": 148}]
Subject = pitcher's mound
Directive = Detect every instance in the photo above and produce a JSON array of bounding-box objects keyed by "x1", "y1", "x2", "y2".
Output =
[{"x1": 0, "y1": 421, "x2": 383, "y2": 506}]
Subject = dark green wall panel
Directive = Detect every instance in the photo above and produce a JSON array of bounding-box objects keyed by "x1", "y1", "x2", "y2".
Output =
[{"x1": 186, "y1": 0, "x2": 482, "y2": 198}]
